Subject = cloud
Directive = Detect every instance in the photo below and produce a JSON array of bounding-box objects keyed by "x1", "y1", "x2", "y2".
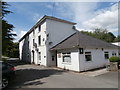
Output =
[
  {"x1": 19, "y1": 30, "x2": 27, "y2": 39},
  {"x1": 52, "y1": 2, "x2": 98, "y2": 27},
  {"x1": 82, "y1": 3, "x2": 118, "y2": 32},
  {"x1": 14, "y1": 30, "x2": 27, "y2": 42},
  {"x1": 11, "y1": 31, "x2": 17, "y2": 34},
  {"x1": 53, "y1": 2, "x2": 118, "y2": 34}
]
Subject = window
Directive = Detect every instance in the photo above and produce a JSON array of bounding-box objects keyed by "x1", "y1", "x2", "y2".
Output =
[
  {"x1": 38, "y1": 36, "x2": 41, "y2": 46},
  {"x1": 85, "y1": 52, "x2": 92, "y2": 61},
  {"x1": 39, "y1": 25, "x2": 41, "y2": 32},
  {"x1": 33, "y1": 29, "x2": 35, "y2": 35},
  {"x1": 119, "y1": 53, "x2": 120, "y2": 56},
  {"x1": 27, "y1": 53, "x2": 29, "y2": 57},
  {"x1": 79, "y1": 48, "x2": 84, "y2": 54},
  {"x1": 43, "y1": 38, "x2": 45, "y2": 41},
  {"x1": 104, "y1": 52, "x2": 109, "y2": 59},
  {"x1": 38, "y1": 52, "x2": 41, "y2": 60},
  {"x1": 28, "y1": 41, "x2": 29, "y2": 47},
  {"x1": 33, "y1": 39, "x2": 35, "y2": 46},
  {"x1": 62, "y1": 52, "x2": 71, "y2": 63},
  {"x1": 52, "y1": 56, "x2": 54, "y2": 61},
  {"x1": 112, "y1": 51, "x2": 117, "y2": 56}
]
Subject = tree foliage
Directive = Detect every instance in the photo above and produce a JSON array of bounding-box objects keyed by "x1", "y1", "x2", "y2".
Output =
[
  {"x1": 81, "y1": 28, "x2": 116, "y2": 43},
  {"x1": 1, "y1": 2, "x2": 12, "y2": 18},
  {"x1": 6, "y1": 42, "x2": 19, "y2": 58},
  {"x1": 114, "y1": 35, "x2": 120, "y2": 42},
  {"x1": 2, "y1": 2, "x2": 18, "y2": 57}
]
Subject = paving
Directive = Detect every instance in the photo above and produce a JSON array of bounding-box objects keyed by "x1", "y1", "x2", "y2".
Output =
[
  {"x1": 5, "y1": 59, "x2": 119, "y2": 89},
  {"x1": 80, "y1": 68, "x2": 109, "y2": 77}
]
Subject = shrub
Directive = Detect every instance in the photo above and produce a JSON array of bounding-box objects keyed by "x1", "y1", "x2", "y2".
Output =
[{"x1": 109, "y1": 56, "x2": 120, "y2": 62}]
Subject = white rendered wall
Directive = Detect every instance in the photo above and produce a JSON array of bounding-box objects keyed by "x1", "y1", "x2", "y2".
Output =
[
  {"x1": 29, "y1": 31, "x2": 33, "y2": 63},
  {"x1": 19, "y1": 39, "x2": 25, "y2": 60},
  {"x1": 79, "y1": 48, "x2": 119, "y2": 71},
  {"x1": 46, "y1": 19, "x2": 76, "y2": 48},
  {"x1": 37, "y1": 22, "x2": 47, "y2": 66},
  {"x1": 57, "y1": 49, "x2": 80, "y2": 72},
  {"x1": 46, "y1": 19, "x2": 76, "y2": 66},
  {"x1": 19, "y1": 19, "x2": 76, "y2": 66},
  {"x1": 19, "y1": 35, "x2": 30, "y2": 63}
]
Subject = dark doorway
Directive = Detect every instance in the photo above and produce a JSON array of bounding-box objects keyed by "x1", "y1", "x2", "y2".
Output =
[
  {"x1": 32, "y1": 50, "x2": 34, "y2": 64},
  {"x1": 55, "y1": 50, "x2": 57, "y2": 66}
]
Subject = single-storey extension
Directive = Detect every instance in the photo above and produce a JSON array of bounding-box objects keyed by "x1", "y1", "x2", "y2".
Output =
[{"x1": 51, "y1": 32, "x2": 119, "y2": 72}]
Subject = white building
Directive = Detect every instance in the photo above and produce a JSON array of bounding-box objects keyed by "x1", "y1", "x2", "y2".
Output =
[{"x1": 19, "y1": 15, "x2": 119, "y2": 72}]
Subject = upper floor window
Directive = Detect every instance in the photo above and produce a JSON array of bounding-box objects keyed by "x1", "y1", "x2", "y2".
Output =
[
  {"x1": 85, "y1": 52, "x2": 92, "y2": 61},
  {"x1": 39, "y1": 25, "x2": 41, "y2": 32},
  {"x1": 28, "y1": 41, "x2": 29, "y2": 47},
  {"x1": 38, "y1": 36, "x2": 41, "y2": 46},
  {"x1": 33, "y1": 39, "x2": 35, "y2": 46},
  {"x1": 104, "y1": 52, "x2": 109, "y2": 59},
  {"x1": 33, "y1": 29, "x2": 35, "y2": 35}
]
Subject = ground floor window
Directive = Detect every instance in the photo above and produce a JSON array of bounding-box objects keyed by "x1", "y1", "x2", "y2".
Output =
[
  {"x1": 119, "y1": 52, "x2": 120, "y2": 57},
  {"x1": 104, "y1": 52, "x2": 109, "y2": 59},
  {"x1": 62, "y1": 52, "x2": 71, "y2": 63},
  {"x1": 38, "y1": 52, "x2": 41, "y2": 60},
  {"x1": 52, "y1": 56, "x2": 54, "y2": 61},
  {"x1": 85, "y1": 52, "x2": 92, "y2": 61},
  {"x1": 112, "y1": 51, "x2": 117, "y2": 56}
]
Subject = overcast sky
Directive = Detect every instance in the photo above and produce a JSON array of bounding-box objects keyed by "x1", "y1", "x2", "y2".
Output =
[{"x1": 5, "y1": 2, "x2": 119, "y2": 42}]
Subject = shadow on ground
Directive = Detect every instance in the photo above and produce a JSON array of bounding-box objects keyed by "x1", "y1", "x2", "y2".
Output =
[{"x1": 6, "y1": 68, "x2": 65, "y2": 89}]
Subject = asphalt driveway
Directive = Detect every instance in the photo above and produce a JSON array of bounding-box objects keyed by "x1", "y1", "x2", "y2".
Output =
[{"x1": 5, "y1": 60, "x2": 118, "y2": 89}]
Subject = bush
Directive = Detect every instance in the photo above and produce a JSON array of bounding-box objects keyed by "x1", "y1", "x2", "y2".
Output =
[{"x1": 109, "y1": 56, "x2": 120, "y2": 62}]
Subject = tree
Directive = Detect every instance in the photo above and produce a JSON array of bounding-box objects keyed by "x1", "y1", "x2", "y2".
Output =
[
  {"x1": 6, "y1": 42, "x2": 19, "y2": 58},
  {"x1": 114, "y1": 35, "x2": 120, "y2": 42},
  {"x1": 2, "y1": 2, "x2": 17, "y2": 56},
  {"x1": 81, "y1": 28, "x2": 116, "y2": 43},
  {"x1": 1, "y1": 2, "x2": 12, "y2": 18}
]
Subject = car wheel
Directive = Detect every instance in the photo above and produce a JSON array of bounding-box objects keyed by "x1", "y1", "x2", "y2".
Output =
[{"x1": 2, "y1": 77, "x2": 9, "y2": 89}]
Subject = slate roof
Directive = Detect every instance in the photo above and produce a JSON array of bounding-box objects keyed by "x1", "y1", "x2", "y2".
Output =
[{"x1": 51, "y1": 32, "x2": 119, "y2": 50}]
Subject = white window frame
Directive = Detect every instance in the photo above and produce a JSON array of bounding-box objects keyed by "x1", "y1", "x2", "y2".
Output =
[
  {"x1": 38, "y1": 52, "x2": 41, "y2": 60},
  {"x1": 104, "y1": 52, "x2": 109, "y2": 59},
  {"x1": 62, "y1": 52, "x2": 71, "y2": 63},
  {"x1": 85, "y1": 52, "x2": 92, "y2": 61}
]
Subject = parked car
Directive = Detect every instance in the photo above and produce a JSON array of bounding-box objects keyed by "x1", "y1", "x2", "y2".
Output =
[{"x1": 0, "y1": 61, "x2": 15, "y2": 89}]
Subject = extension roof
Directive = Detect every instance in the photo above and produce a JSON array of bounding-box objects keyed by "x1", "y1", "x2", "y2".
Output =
[{"x1": 51, "y1": 32, "x2": 119, "y2": 50}]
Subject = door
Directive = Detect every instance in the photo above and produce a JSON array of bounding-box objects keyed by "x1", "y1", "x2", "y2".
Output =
[
  {"x1": 32, "y1": 51, "x2": 34, "y2": 64},
  {"x1": 55, "y1": 50, "x2": 57, "y2": 66},
  {"x1": 37, "y1": 52, "x2": 41, "y2": 64}
]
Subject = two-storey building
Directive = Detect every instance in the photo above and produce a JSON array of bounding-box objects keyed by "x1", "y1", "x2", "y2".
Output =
[
  {"x1": 19, "y1": 15, "x2": 119, "y2": 72},
  {"x1": 19, "y1": 15, "x2": 77, "y2": 66}
]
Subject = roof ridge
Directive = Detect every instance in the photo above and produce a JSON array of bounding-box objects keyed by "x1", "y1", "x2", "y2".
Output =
[{"x1": 19, "y1": 15, "x2": 76, "y2": 42}]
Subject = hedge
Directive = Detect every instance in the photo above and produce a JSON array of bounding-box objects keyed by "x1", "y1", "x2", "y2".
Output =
[{"x1": 109, "y1": 56, "x2": 120, "y2": 62}]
